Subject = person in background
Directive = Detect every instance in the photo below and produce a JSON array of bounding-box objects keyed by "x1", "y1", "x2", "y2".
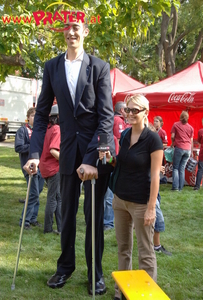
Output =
[
  {"x1": 23, "y1": 17, "x2": 115, "y2": 296},
  {"x1": 194, "y1": 120, "x2": 203, "y2": 190},
  {"x1": 171, "y1": 111, "x2": 194, "y2": 191},
  {"x1": 99, "y1": 94, "x2": 163, "y2": 300},
  {"x1": 153, "y1": 116, "x2": 168, "y2": 184},
  {"x1": 148, "y1": 123, "x2": 171, "y2": 255},
  {"x1": 15, "y1": 107, "x2": 44, "y2": 230},
  {"x1": 154, "y1": 193, "x2": 172, "y2": 256},
  {"x1": 154, "y1": 116, "x2": 168, "y2": 147},
  {"x1": 39, "y1": 104, "x2": 61, "y2": 234},
  {"x1": 153, "y1": 166, "x2": 172, "y2": 256},
  {"x1": 113, "y1": 101, "x2": 129, "y2": 140}
]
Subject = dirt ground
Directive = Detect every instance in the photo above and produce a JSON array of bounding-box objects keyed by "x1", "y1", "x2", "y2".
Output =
[{"x1": 0, "y1": 137, "x2": 15, "y2": 148}]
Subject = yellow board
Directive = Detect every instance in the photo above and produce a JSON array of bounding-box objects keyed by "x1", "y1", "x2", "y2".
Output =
[{"x1": 112, "y1": 270, "x2": 170, "y2": 300}]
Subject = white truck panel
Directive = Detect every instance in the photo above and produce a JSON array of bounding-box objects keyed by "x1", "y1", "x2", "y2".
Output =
[
  {"x1": 0, "y1": 75, "x2": 34, "y2": 140},
  {"x1": 0, "y1": 75, "x2": 32, "y2": 94},
  {"x1": 0, "y1": 91, "x2": 33, "y2": 122}
]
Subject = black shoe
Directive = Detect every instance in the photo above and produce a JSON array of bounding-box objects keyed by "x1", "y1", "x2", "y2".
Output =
[
  {"x1": 53, "y1": 230, "x2": 61, "y2": 235},
  {"x1": 171, "y1": 188, "x2": 179, "y2": 191},
  {"x1": 44, "y1": 230, "x2": 61, "y2": 235},
  {"x1": 104, "y1": 225, "x2": 114, "y2": 231},
  {"x1": 19, "y1": 199, "x2": 25, "y2": 203},
  {"x1": 154, "y1": 245, "x2": 172, "y2": 256},
  {"x1": 24, "y1": 224, "x2": 31, "y2": 230},
  {"x1": 114, "y1": 297, "x2": 120, "y2": 300},
  {"x1": 30, "y1": 221, "x2": 42, "y2": 227},
  {"x1": 47, "y1": 272, "x2": 71, "y2": 289},
  {"x1": 193, "y1": 186, "x2": 200, "y2": 191},
  {"x1": 20, "y1": 223, "x2": 31, "y2": 230},
  {"x1": 88, "y1": 277, "x2": 106, "y2": 295}
]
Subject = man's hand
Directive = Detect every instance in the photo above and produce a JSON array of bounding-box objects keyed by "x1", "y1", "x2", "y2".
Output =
[
  {"x1": 23, "y1": 159, "x2": 40, "y2": 175},
  {"x1": 160, "y1": 166, "x2": 165, "y2": 175},
  {"x1": 76, "y1": 164, "x2": 98, "y2": 182}
]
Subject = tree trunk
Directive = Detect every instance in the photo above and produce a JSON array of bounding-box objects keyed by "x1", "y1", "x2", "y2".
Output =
[
  {"x1": 158, "y1": 5, "x2": 178, "y2": 77},
  {"x1": 187, "y1": 29, "x2": 203, "y2": 65},
  {"x1": 163, "y1": 40, "x2": 173, "y2": 77},
  {"x1": 200, "y1": 48, "x2": 203, "y2": 62},
  {"x1": 157, "y1": 11, "x2": 170, "y2": 73},
  {"x1": 0, "y1": 54, "x2": 25, "y2": 66}
]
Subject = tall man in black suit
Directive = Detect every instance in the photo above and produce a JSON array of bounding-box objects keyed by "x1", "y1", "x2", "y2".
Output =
[{"x1": 23, "y1": 18, "x2": 115, "y2": 295}]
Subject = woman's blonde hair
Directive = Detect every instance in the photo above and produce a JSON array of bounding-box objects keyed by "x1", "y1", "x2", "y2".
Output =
[{"x1": 124, "y1": 94, "x2": 149, "y2": 125}]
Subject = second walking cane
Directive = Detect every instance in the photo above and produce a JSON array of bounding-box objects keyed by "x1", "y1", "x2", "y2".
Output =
[
  {"x1": 11, "y1": 174, "x2": 33, "y2": 290},
  {"x1": 91, "y1": 177, "x2": 96, "y2": 300},
  {"x1": 80, "y1": 168, "x2": 96, "y2": 300}
]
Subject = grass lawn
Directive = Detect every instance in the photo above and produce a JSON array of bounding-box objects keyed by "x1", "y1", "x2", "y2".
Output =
[{"x1": 0, "y1": 146, "x2": 203, "y2": 299}]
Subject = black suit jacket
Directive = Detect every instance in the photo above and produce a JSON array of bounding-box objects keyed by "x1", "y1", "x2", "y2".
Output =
[{"x1": 30, "y1": 52, "x2": 115, "y2": 175}]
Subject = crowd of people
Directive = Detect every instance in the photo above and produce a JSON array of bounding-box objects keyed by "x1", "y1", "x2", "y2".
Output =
[{"x1": 14, "y1": 16, "x2": 201, "y2": 299}]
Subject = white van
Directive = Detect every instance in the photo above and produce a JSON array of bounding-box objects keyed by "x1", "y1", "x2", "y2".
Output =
[{"x1": 0, "y1": 75, "x2": 41, "y2": 140}]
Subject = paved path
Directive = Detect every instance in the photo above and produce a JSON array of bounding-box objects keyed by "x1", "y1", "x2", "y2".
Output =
[{"x1": 0, "y1": 140, "x2": 14, "y2": 148}]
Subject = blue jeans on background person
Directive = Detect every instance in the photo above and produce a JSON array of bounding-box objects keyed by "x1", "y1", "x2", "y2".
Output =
[
  {"x1": 154, "y1": 198, "x2": 165, "y2": 233},
  {"x1": 103, "y1": 187, "x2": 114, "y2": 229},
  {"x1": 172, "y1": 147, "x2": 191, "y2": 190},
  {"x1": 19, "y1": 170, "x2": 44, "y2": 226},
  {"x1": 195, "y1": 161, "x2": 203, "y2": 188}
]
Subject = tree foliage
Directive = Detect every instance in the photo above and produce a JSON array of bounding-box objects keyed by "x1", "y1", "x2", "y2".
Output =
[
  {"x1": 0, "y1": 0, "x2": 174, "y2": 81},
  {"x1": 119, "y1": 0, "x2": 203, "y2": 83}
]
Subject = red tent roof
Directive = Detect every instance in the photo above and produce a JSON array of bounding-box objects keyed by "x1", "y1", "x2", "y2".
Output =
[
  {"x1": 115, "y1": 61, "x2": 203, "y2": 110},
  {"x1": 110, "y1": 68, "x2": 145, "y2": 101}
]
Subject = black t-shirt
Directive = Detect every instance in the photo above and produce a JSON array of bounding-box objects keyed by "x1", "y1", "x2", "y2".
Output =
[{"x1": 115, "y1": 126, "x2": 163, "y2": 204}]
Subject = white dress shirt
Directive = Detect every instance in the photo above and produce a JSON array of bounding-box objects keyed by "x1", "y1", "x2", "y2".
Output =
[{"x1": 64, "y1": 50, "x2": 84, "y2": 105}]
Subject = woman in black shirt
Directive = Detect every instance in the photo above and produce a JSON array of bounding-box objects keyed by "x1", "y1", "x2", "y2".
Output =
[{"x1": 100, "y1": 94, "x2": 163, "y2": 300}]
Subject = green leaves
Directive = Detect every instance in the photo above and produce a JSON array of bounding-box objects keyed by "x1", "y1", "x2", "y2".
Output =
[{"x1": 0, "y1": 0, "x2": 176, "y2": 80}]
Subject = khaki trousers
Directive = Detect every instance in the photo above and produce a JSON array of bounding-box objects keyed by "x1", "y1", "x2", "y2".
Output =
[{"x1": 113, "y1": 194, "x2": 157, "y2": 298}]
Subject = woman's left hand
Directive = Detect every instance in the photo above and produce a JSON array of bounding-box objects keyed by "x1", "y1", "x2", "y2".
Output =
[
  {"x1": 144, "y1": 206, "x2": 156, "y2": 226},
  {"x1": 98, "y1": 150, "x2": 111, "y2": 162}
]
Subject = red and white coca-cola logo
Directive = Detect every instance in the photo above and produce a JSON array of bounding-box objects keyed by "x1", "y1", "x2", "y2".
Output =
[
  {"x1": 168, "y1": 92, "x2": 196, "y2": 104},
  {"x1": 185, "y1": 168, "x2": 196, "y2": 186},
  {"x1": 189, "y1": 171, "x2": 196, "y2": 186},
  {"x1": 164, "y1": 162, "x2": 173, "y2": 178}
]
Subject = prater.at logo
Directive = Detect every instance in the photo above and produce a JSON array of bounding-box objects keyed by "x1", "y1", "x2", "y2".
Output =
[{"x1": 2, "y1": 2, "x2": 101, "y2": 32}]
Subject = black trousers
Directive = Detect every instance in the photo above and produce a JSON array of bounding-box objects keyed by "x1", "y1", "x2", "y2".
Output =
[{"x1": 57, "y1": 166, "x2": 109, "y2": 282}]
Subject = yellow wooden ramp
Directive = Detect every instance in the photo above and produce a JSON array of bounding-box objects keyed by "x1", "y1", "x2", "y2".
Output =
[{"x1": 112, "y1": 270, "x2": 170, "y2": 300}]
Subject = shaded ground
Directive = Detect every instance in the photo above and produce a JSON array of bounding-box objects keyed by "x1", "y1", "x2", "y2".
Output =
[{"x1": 0, "y1": 137, "x2": 14, "y2": 148}]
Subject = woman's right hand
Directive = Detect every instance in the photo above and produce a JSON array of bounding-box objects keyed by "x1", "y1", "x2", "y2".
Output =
[
  {"x1": 144, "y1": 206, "x2": 156, "y2": 226},
  {"x1": 99, "y1": 150, "x2": 112, "y2": 162}
]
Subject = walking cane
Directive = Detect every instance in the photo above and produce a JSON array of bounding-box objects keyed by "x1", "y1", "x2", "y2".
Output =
[
  {"x1": 91, "y1": 177, "x2": 96, "y2": 300},
  {"x1": 80, "y1": 169, "x2": 96, "y2": 300},
  {"x1": 11, "y1": 174, "x2": 33, "y2": 291}
]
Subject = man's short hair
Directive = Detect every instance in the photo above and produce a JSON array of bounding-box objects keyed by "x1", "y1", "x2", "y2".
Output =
[
  {"x1": 27, "y1": 107, "x2": 36, "y2": 118},
  {"x1": 114, "y1": 101, "x2": 126, "y2": 113}
]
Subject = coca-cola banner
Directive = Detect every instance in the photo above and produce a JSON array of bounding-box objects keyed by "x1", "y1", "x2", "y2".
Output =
[
  {"x1": 168, "y1": 92, "x2": 196, "y2": 104},
  {"x1": 115, "y1": 61, "x2": 203, "y2": 142}
]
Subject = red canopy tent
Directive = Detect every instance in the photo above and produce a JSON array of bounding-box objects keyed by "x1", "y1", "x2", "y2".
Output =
[
  {"x1": 115, "y1": 61, "x2": 203, "y2": 140},
  {"x1": 110, "y1": 68, "x2": 145, "y2": 107}
]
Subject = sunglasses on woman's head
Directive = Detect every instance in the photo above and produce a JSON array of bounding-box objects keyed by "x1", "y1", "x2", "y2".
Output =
[{"x1": 124, "y1": 107, "x2": 146, "y2": 114}]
